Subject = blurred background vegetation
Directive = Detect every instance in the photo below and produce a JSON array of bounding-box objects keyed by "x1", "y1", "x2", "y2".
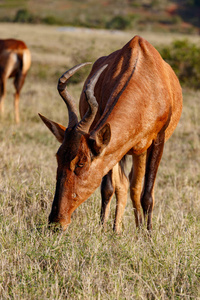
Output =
[
  {"x1": 0, "y1": 0, "x2": 199, "y2": 33},
  {"x1": 1, "y1": 0, "x2": 199, "y2": 89}
]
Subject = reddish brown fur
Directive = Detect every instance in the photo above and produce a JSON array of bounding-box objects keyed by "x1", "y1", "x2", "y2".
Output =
[
  {"x1": 40, "y1": 36, "x2": 182, "y2": 232},
  {"x1": 0, "y1": 39, "x2": 31, "y2": 123}
]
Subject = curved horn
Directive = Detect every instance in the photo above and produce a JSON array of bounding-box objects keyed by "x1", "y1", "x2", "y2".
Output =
[
  {"x1": 58, "y1": 62, "x2": 92, "y2": 128},
  {"x1": 77, "y1": 64, "x2": 108, "y2": 133}
]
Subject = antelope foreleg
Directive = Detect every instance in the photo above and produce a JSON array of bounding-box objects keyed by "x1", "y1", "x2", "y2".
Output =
[
  {"x1": 113, "y1": 163, "x2": 129, "y2": 234},
  {"x1": 100, "y1": 170, "x2": 114, "y2": 229},
  {"x1": 129, "y1": 151, "x2": 147, "y2": 228}
]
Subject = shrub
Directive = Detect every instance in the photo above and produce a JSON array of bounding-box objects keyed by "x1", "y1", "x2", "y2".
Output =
[
  {"x1": 158, "y1": 39, "x2": 200, "y2": 89},
  {"x1": 14, "y1": 9, "x2": 32, "y2": 23},
  {"x1": 42, "y1": 15, "x2": 64, "y2": 25},
  {"x1": 106, "y1": 15, "x2": 132, "y2": 30},
  {"x1": 14, "y1": 9, "x2": 41, "y2": 24}
]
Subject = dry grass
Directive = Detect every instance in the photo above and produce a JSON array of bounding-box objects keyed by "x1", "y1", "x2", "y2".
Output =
[{"x1": 0, "y1": 23, "x2": 199, "y2": 299}]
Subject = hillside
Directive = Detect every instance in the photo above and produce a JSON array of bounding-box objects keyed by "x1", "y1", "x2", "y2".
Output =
[{"x1": 0, "y1": 0, "x2": 200, "y2": 34}]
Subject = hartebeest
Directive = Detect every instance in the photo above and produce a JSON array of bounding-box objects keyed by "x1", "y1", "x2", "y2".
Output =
[
  {"x1": 39, "y1": 35, "x2": 182, "y2": 233},
  {"x1": 0, "y1": 39, "x2": 31, "y2": 123}
]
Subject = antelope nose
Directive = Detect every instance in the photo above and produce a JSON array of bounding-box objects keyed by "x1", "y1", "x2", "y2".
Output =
[
  {"x1": 48, "y1": 212, "x2": 70, "y2": 232},
  {"x1": 48, "y1": 210, "x2": 56, "y2": 224}
]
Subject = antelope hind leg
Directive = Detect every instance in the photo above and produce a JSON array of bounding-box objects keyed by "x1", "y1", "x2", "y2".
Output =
[
  {"x1": 141, "y1": 131, "x2": 165, "y2": 231},
  {"x1": 0, "y1": 76, "x2": 6, "y2": 117}
]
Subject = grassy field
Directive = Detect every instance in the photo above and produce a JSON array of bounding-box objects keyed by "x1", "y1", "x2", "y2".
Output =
[{"x1": 0, "y1": 23, "x2": 200, "y2": 299}]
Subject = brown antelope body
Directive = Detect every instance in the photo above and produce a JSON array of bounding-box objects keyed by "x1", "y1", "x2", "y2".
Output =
[
  {"x1": 0, "y1": 39, "x2": 31, "y2": 123},
  {"x1": 40, "y1": 36, "x2": 182, "y2": 233}
]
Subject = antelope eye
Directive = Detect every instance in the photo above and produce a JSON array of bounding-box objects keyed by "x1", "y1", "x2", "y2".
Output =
[
  {"x1": 76, "y1": 162, "x2": 84, "y2": 168},
  {"x1": 74, "y1": 161, "x2": 85, "y2": 175},
  {"x1": 74, "y1": 155, "x2": 87, "y2": 171}
]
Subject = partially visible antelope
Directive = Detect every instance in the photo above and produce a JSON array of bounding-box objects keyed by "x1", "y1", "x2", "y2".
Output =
[
  {"x1": 0, "y1": 39, "x2": 31, "y2": 123},
  {"x1": 39, "y1": 35, "x2": 182, "y2": 233}
]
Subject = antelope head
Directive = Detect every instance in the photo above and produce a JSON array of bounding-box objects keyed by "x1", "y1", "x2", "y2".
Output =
[{"x1": 39, "y1": 63, "x2": 110, "y2": 230}]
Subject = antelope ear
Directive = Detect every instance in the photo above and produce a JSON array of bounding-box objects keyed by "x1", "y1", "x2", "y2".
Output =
[
  {"x1": 38, "y1": 113, "x2": 66, "y2": 143},
  {"x1": 89, "y1": 123, "x2": 111, "y2": 155}
]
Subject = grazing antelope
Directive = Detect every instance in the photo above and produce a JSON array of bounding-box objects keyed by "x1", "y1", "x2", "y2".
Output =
[
  {"x1": 39, "y1": 35, "x2": 182, "y2": 233},
  {"x1": 0, "y1": 39, "x2": 31, "y2": 123}
]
